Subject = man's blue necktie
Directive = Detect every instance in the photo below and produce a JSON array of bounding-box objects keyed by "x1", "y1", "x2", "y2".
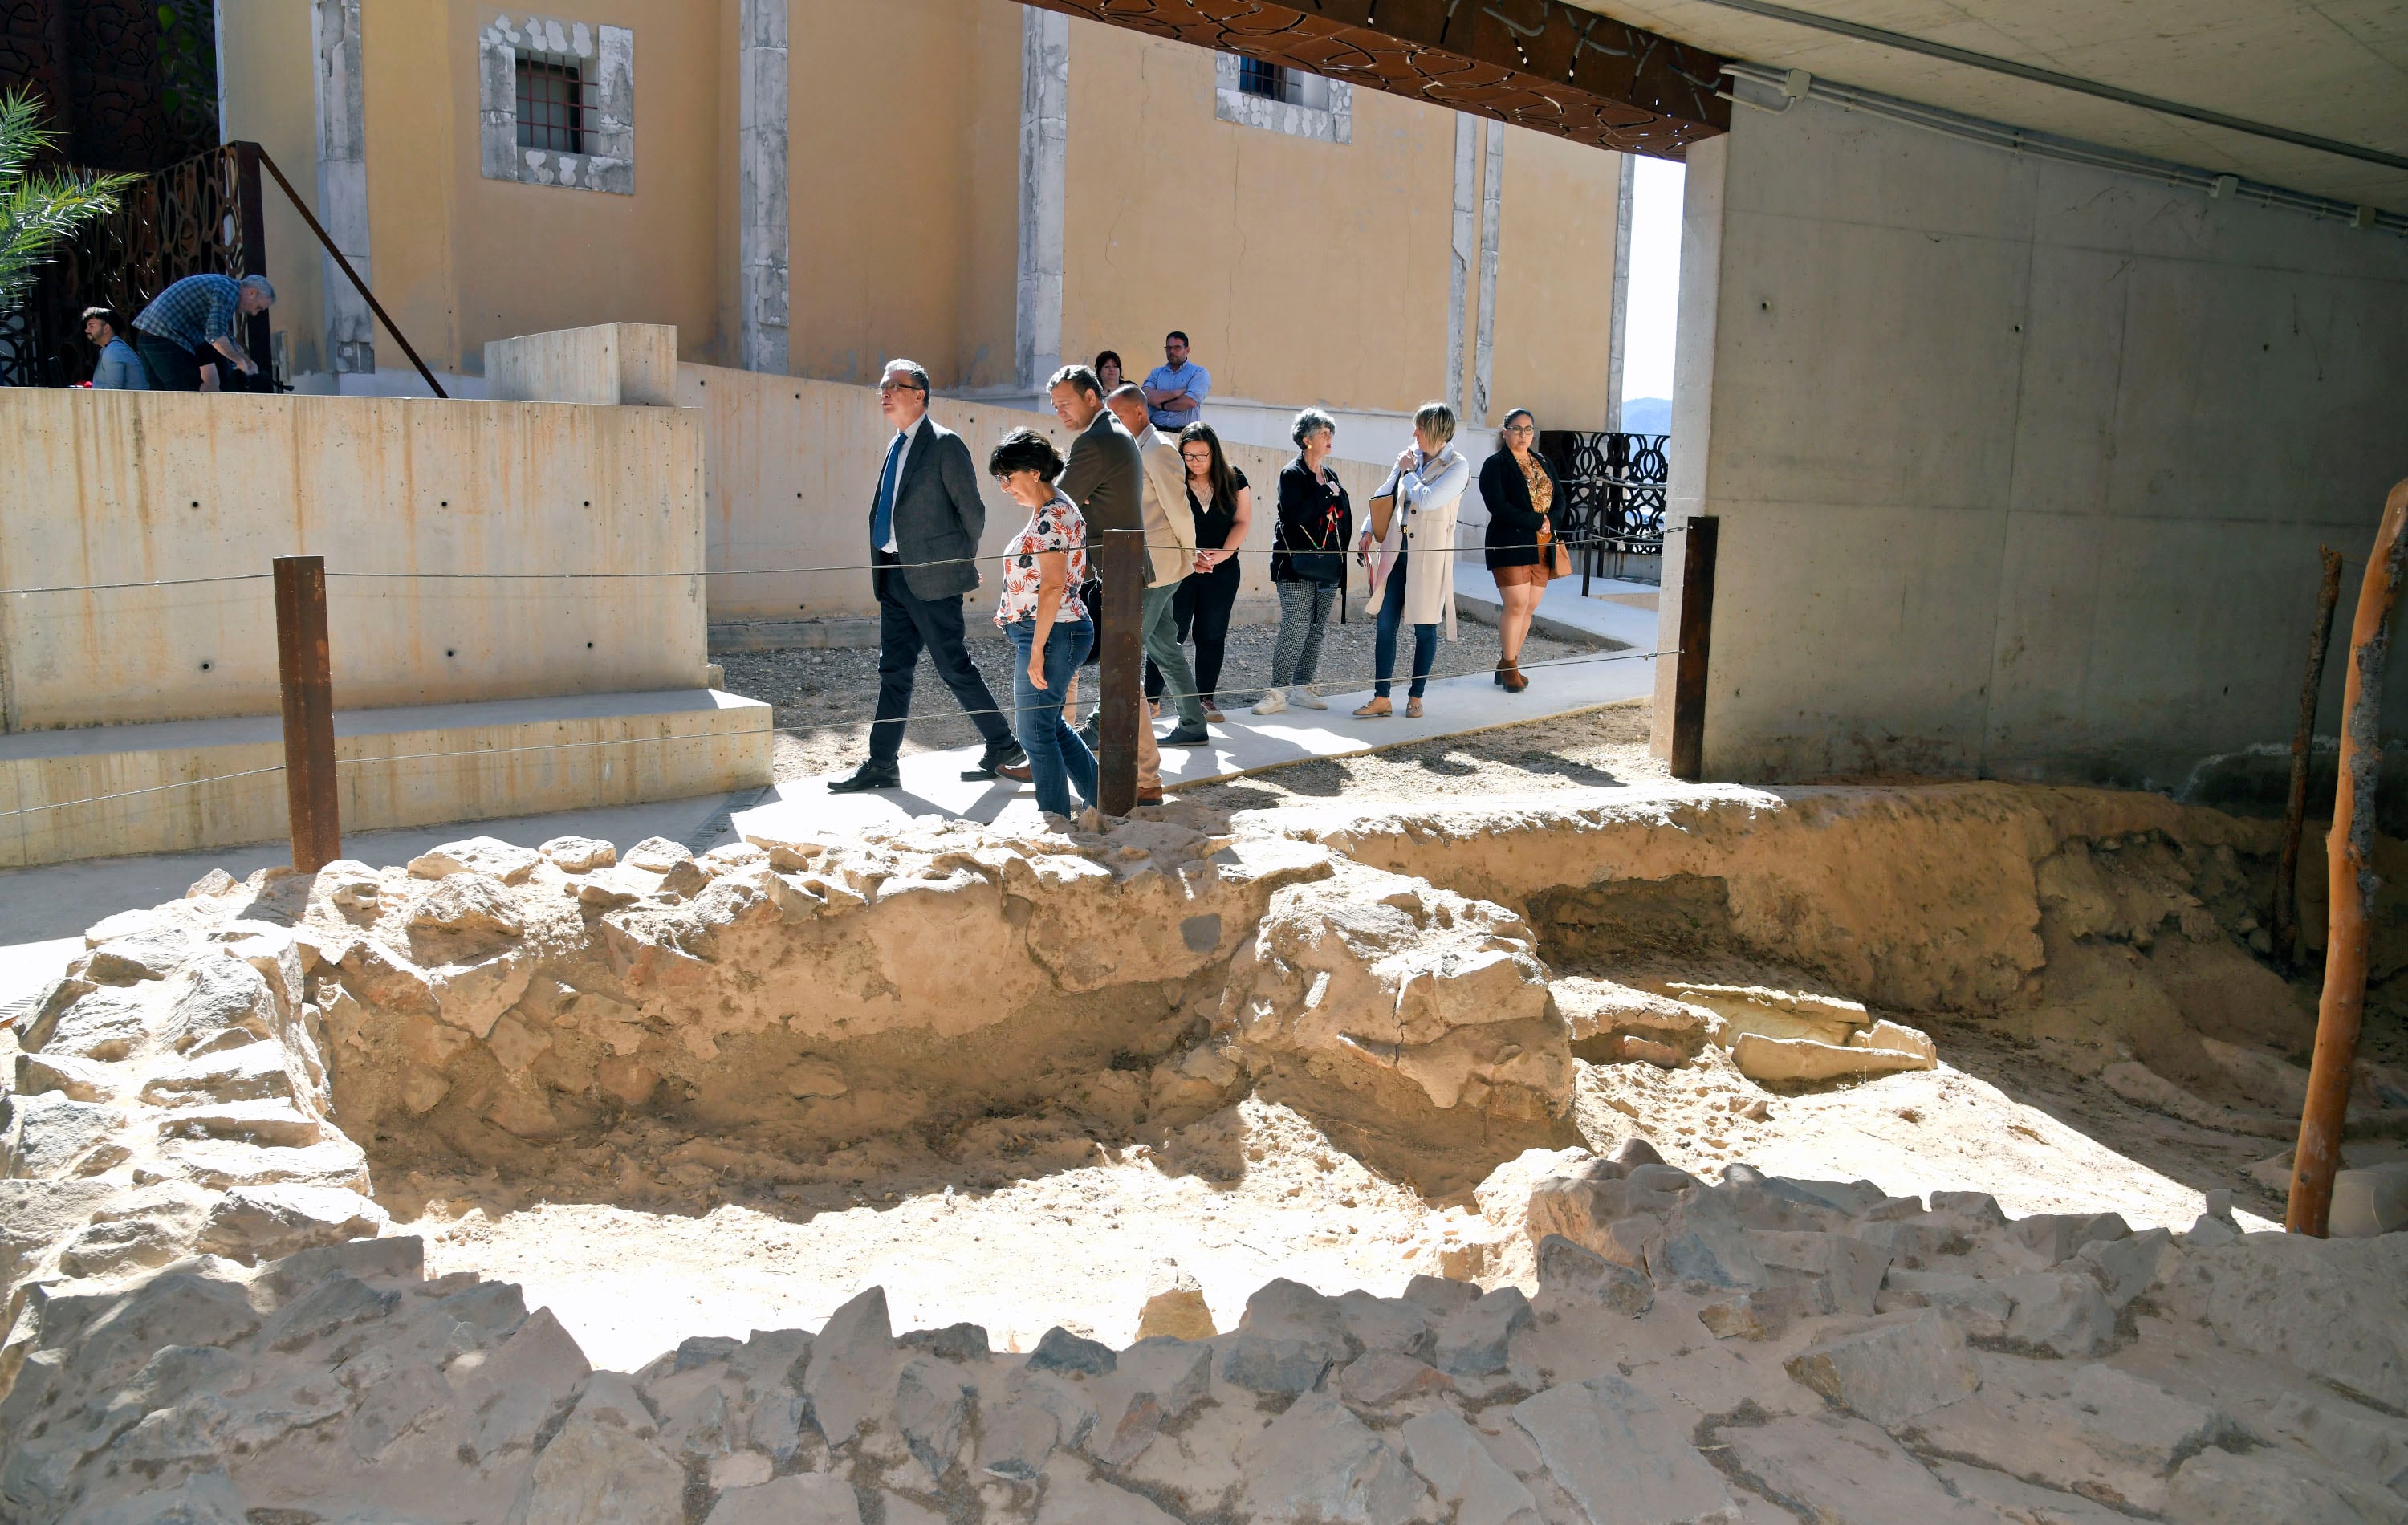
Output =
[{"x1": 871, "y1": 433, "x2": 904, "y2": 552}]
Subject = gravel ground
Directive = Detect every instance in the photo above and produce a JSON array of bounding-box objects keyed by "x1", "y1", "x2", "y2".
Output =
[{"x1": 718, "y1": 609, "x2": 1609, "y2": 783}]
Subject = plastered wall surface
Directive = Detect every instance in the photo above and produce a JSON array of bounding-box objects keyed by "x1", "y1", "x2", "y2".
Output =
[
  {"x1": 215, "y1": 0, "x2": 328, "y2": 380},
  {"x1": 1060, "y1": 20, "x2": 1459, "y2": 418},
  {"x1": 683, "y1": 364, "x2": 1390, "y2": 624},
  {"x1": 1489, "y1": 129, "x2": 1622, "y2": 432},
  {"x1": 1658, "y1": 95, "x2": 2408, "y2": 789},
  {"x1": 0, "y1": 390, "x2": 706, "y2": 732},
  {"x1": 783, "y1": 0, "x2": 1022, "y2": 391}
]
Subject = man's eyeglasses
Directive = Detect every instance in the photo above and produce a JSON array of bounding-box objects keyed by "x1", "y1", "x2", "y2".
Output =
[{"x1": 877, "y1": 380, "x2": 926, "y2": 395}]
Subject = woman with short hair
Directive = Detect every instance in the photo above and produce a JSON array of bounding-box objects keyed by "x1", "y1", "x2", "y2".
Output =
[
  {"x1": 1355, "y1": 401, "x2": 1467, "y2": 719},
  {"x1": 1478, "y1": 407, "x2": 1564, "y2": 692},
  {"x1": 1094, "y1": 351, "x2": 1125, "y2": 394},
  {"x1": 986, "y1": 428, "x2": 1096, "y2": 820},
  {"x1": 1253, "y1": 407, "x2": 1350, "y2": 715},
  {"x1": 1173, "y1": 422, "x2": 1251, "y2": 722}
]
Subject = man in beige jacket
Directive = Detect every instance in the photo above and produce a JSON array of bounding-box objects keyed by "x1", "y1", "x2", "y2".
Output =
[{"x1": 1108, "y1": 384, "x2": 1206, "y2": 795}]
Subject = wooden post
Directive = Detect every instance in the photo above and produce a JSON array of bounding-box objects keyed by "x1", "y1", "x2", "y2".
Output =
[
  {"x1": 2290, "y1": 479, "x2": 2408, "y2": 1236},
  {"x1": 273, "y1": 556, "x2": 342, "y2": 872},
  {"x1": 2273, "y1": 546, "x2": 2346, "y2": 966},
  {"x1": 1669, "y1": 515, "x2": 1719, "y2": 783},
  {"x1": 1096, "y1": 527, "x2": 1145, "y2": 816}
]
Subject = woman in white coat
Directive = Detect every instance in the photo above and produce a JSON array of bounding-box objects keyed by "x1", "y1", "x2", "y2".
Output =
[{"x1": 1354, "y1": 401, "x2": 1469, "y2": 718}]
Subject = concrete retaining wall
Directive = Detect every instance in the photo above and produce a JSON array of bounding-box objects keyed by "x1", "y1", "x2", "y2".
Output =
[
  {"x1": 0, "y1": 388, "x2": 708, "y2": 734},
  {"x1": 1658, "y1": 94, "x2": 2408, "y2": 790}
]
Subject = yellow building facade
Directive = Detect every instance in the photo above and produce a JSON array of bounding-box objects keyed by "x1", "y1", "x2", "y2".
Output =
[{"x1": 216, "y1": 0, "x2": 1629, "y2": 434}]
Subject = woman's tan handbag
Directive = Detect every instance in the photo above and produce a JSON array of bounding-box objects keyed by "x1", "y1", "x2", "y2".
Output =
[
  {"x1": 1368, "y1": 490, "x2": 1398, "y2": 544},
  {"x1": 1550, "y1": 533, "x2": 1573, "y2": 579}
]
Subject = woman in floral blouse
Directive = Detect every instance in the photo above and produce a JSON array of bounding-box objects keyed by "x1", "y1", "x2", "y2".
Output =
[{"x1": 988, "y1": 429, "x2": 1096, "y2": 819}]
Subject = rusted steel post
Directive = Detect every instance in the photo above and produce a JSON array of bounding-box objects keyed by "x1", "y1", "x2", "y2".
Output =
[
  {"x1": 1096, "y1": 527, "x2": 1144, "y2": 816},
  {"x1": 2273, "y1": 546, "x2": 2346, "y2": 966},
  {"x1": 2290, "y1": 479, "x2": 2408, "y2": 1236},
  {"x1": 1670, "y1": 515, "x2": 1719, "y2": 783},
  {"x1": 273, "y1": 556, "x2": 342, "y2": 872}
]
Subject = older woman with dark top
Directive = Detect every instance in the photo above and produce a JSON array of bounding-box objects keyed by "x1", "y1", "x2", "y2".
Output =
[
  {"x1": 987, "y1": 428, "x2": 1096, "y2": 820},
  {"x1": 1253, "y1": 408, "x2": 1351, "y2": 715},
  {"x1": 1094, "y1": 351, "x2": 1125, "y2": 394},
  {"x1": 1478, "y1": 408, "x2": 1564, "y2": 693}
]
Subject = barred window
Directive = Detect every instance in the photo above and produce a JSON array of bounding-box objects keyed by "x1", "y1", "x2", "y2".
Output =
[
  {"x1": 1237, "y1": 58, "x2": 1296, "y2": 104},
  {"x1": 515, "y1": 57, "x2": 586, "y2": 154}
]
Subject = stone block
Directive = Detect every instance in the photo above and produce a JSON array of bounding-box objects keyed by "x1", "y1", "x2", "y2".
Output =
[
  {"x1": 542, "y1": 836, "x2": 619, "y2": 873},
  {"x1": 1336, "y1": 1289, "x2": 1431, "y2": 1359},
  {"x1": 409, "y1": 836, "x2": 542, "y2": 884},
  {"x1": 1434, "y1": 1287, "x2": 1531, "y2": 1377},
  {"x1": 1511, "y1": 1373, "x2": 1739, "y2": 1523},
  {"x1": 1784, "y1": 1310, "x2": 1980, "y2": 1428},
  {"x1": 1751, "y1": 1230, "x2": 1891, "y2": 1315},
  {"x1": 1873, "y1": 1269, "x2": 2013, "y2": 1339},
  {"x1": 2165, "y1": 1445, "x2": 2408, "y2": 1524},
  {"x1": 895, "y1": 1356, "x2": 974, "y2": 1483},
  {"x1": 1535, "y1": 1234, "x2": 1655, "y2": 1317},
  {"x1": 194, "y1": 1184, "x2": 388, "y2": 1265},
  {"x1": 1401, "y1": 1408, "x2": 1544, "y2": 1525},
  {"x1": 1995, "y1": 1273, "x2": 2117, "y2": 1358},
  {"x1": 1731, "y1": 1032, "x2": 1931, "y2": 1083},
  {"x1": 803, "y1": 1286, "x2": 897, "y2": 1447},
  {"x1": 704, "y1": 1474, "x2": 866, "y2": 1525},
  {"x1": 1240, "y1": 1391, "x2": 1433, "y2": 1523},
  {"x1": 2060, "y1": 1364, "x2": 2224, "y2": 1473},
  {"x1": 7, "y1": 1093, "x2": 128, "y2": 1177},
  {"x1": 1027, "y1": 1325, "x2": 1115, "y2": 1376}
]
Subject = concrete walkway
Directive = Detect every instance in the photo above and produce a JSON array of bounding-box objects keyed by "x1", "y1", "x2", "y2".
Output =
[
  {"x1": 733, "y1": 641, "x2": 1653, "y2": 840},
  {"x1": 1453, "y1": 564, "x2": 1662, "y2": 651}
]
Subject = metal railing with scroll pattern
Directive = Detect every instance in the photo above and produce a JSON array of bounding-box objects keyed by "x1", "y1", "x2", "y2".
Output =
[
  {"x1": 0, "y1": 142, "x2": 269, "y2": 389},
  {"x1": 1539, "y1": 430, "x2": 1670, "y2": 594}
]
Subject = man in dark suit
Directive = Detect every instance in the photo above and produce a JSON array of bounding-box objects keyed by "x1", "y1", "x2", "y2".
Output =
[{"x1": 829, "y1": 360, "x2": 1026, "y2": 792}]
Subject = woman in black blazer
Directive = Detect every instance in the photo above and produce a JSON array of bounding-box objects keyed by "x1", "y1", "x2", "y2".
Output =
[{"x1": 1479, "y1": 408, "x2": 1562, "y2": 692}]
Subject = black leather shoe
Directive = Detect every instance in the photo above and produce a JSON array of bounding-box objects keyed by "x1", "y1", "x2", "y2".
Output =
[
  {"x1": 962, "y1": 738, "x2": 1027, "y2": 780},
  {"x1": 1162, "y1": 723, "x2": 1211, "y2": 746},
  {"x1": 828, "y1": 762, "x2": 901, "y2": 793}
]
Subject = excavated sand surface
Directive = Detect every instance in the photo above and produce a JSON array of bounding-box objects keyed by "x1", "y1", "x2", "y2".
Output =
[{"x1": 8, "y1": 778, "x2": 2408, "y2": 1523}]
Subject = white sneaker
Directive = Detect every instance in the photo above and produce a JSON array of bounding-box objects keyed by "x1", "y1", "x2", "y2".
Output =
[
  {"x1": 1251, "y1": 688, "x2": 1289, "y2": 715},
  {"x1": 1291, "y1": 686, "x2": 1328, "y2": 710}
]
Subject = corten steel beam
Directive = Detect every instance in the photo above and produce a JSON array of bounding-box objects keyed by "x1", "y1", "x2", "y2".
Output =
[
  {"x1": 1017, "y1": 0, "x2": 1729, "y2": 158},
  {"x1": 274, "y1": 556, "x2": 344, "y2": 874},
  {"x1": 2289, "y1": 478, "x2": 2408, "y2": 1238}
]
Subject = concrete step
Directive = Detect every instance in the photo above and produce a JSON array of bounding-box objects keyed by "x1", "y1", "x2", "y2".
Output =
[{"x1": 0, "y1": 689, "x2": 771, "y2": 868}]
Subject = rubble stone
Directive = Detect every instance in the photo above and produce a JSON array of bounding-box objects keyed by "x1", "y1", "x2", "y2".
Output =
[
  {"x1": 1784, "y1": 1310, "x2": 1980, "y2": 1427},
  {"x1": 1512, "y1": 1373, "x2": 1739, "y2": 1524}
]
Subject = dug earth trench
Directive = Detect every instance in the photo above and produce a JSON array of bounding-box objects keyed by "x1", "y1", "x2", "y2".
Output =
[{"x1": 5, "y1": 782, "x2": 2408, "y2": 1522}]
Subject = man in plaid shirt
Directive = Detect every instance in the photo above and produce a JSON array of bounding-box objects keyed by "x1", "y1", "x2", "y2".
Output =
[{"x1": 132, "y1": 273, "x2": 275, "y2": 391}]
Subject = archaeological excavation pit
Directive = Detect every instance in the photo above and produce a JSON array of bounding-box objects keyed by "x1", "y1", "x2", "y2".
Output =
[{"x1": 6, "y1": 781, "x2": 2408, "y2": 1523}]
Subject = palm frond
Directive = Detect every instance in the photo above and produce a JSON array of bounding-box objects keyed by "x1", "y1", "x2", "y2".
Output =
[{"x1": 0, "y1": 88, "x2": 142, "y2": 314}]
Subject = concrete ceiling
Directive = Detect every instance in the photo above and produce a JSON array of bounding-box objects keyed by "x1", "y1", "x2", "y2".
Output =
[{"x1": 1580, "y1": 0, "x2": 2408, "y2": 209}]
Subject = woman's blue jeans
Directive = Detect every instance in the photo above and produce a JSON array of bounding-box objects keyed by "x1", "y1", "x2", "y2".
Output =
[
  {"x1": 1373, "y1": 555, "x2": 1437, "y2": 699},
  {"x1": 1004, "y1": 617, "x2": 1096, "y2": 818}
]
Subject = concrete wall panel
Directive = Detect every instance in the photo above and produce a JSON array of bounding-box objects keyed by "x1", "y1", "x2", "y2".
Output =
[
  {"x1": 0, "y1": 392, "x2": 706, "y2": 733},
  {"x1": 1666, "y1": 92, "x2": 2408, "y2": 791}
]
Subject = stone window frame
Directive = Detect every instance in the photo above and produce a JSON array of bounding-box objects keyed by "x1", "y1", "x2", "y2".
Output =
[
  {"x1": 479, "y1": 13, "x2": 634, "y2": 195},
  {"x1": 1214, "y1": 52, "x2": 1351, "y2": 145}
]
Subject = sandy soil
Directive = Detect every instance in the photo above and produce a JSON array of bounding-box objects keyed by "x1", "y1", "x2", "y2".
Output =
[
  {"x1": 719, "y1": 616, "x2": 1599, "y2": 783},
  {"x1": 400, "y1": 1045, "x2": 2284, "y2": 1373}
]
